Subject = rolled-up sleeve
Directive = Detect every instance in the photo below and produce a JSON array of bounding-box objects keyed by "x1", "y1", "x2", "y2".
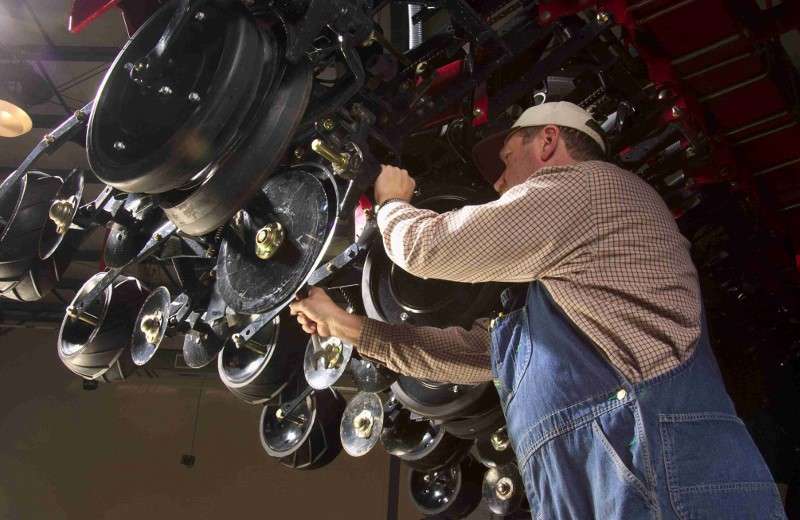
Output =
[{"x1": 377, "y1": 166, "x2": 594, "y2": 283}]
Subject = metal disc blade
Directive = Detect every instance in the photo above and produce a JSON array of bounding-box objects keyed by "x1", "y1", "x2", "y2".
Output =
[
  {"x1": 39, "y1": 169, "x2": 84, "y2": 260},
  {"x1": 482, "y1": 464, "x2": 524, "y2": 516},
  {"x1": 380, "y1": 409, "x2": 436, "y2": 457},
  {"x1": 182, "y1": 325, "x2": 225, "y2": 368},
  {"x1": 348, "y1": 357, "x2": 397, "y2": 392},
  {"x1": 340, "y1": 392, "x2": 383, "y2": 457},
  {"x1": 474, "y1": 426, "x2": 515, "y2": 468},
  {"x1": 131, "y1": 286, "x2": 171, "y2": 366},
  {"x1": 303, "y1": 334, "x2": 353, "y2": 390}
]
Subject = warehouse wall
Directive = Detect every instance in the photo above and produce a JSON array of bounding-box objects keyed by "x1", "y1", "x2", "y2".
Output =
[{"x1": 0, "y1": 327, "x2": 446, "y2": 520}]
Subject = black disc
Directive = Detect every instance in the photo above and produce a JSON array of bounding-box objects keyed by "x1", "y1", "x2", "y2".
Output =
[
  {"x1": 182, "y1": 320, "x2": 226, "y2": 369},
  {"x1": 88, "y1": 1, "x2": 272, "y2": 194},
  {"x1": 103, "y1": 196, "x2": 161, "y2": 269},
  {"x1": 216, "y1": 165, "x2": 337, "y2": 315},
  {"x1": 408, "y1": 457, "x2": 484, "y2": 519},
  {"x1": 218, "y1": 310, "x2": 305, "y2": 404},
  {"x1": 482, "y1": 464, "x2": 524, "y2": 516},
  {"x1": 348, "y1": 356, "x2": 397, "y2": 393},
  {"x1": 161, "y1": 58, "x2": 314, "y2": 236},
  {"x1": 362, "y1": 186, "x2": 502, "y2": 329},
  {"x1": 131, "y1": 286, "x2": 172, "y2": 366},
  {"x1": 443, "y1": 401, "x2": 505, "y2": 440},
  {"x1": 259, "y1": 376, "x2": 346, "y2": 470},
  {"x1": 391, "y1": 377, "x2": 498, "y2": 421},
  {"x1": 58, "y1": 273, "x2": 148, "y2": 382},
  {"x1": 381, "y1": 410, "x2": 472, "y2": 472},
  {"x1": 39, "y1": 169, "x2": 84, "y2": 260}
]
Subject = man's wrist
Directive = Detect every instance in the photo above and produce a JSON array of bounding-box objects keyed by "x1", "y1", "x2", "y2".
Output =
[
  {"x1": 328, "y1": 312, "x2": 365, "y2": 345},
  {"x1": 377, "y1": 197, "x2": 408, "y2": 208}
]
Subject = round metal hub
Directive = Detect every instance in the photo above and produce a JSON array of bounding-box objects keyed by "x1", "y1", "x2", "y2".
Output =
[
  {"x1": 303, "y1": 334, "x2": 353, "y2": 390},
  {"x1": 482, "y1": 464, "x2": 524, "y2": 516}
]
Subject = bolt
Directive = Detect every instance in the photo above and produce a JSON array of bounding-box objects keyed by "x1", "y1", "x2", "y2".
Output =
[
  {"x1": 113, "y1": 141, "x2": 126, "y2": 151},
  {"x1": 194, "y1": 11, "x2": 205, "y2": 21},
  {"x1": 140, "y1": 310, "x2": 163, "y2": 345},
  {"x1": 49, "y1": 196, "x2": 77, "y2": 235},
  {"x1": 452, "y1": 385, "x2": 459, "y2": 393},
  {"x1": 657, "y1": 89, "x2": 669, "y2": 101},
  {"x1": 232, "y1": 333, "x2": 267, "y2": 355},
  {"x1": 66, "y1": 305, "x2": 99, "y2": 327},
  {"x1": 320, "y1": 118, "x2": 336, "y2": 131},
  {"x1": 293, "y1": 147, "x2": 305, "y2": 160},
  {"x1": 415, "y1": 61, "x2": 427, "y2": 75},
  {"x1": 596, "y1": 11, "x2": 610, "y2": 24},
  {"x1": 254, "y1": 223, "x2": 285, "y2": 260},
  {"x1": 188, "y1": 92, "x2": 201, "y2": 103},
  {"x1": 399, "y1": 312, "x2": 409, "y2": 322},
  {"x1": 671, "y1": 106, "x2": 682, "y2": 119},
  {"x1": 153, "y1": 233, "x2": 163, "y2": 241},
  {"x1": 491, "y1": 429, "x2": 509, "y2": 451},
  {"x1": 74, "y1": 109, "x2": 86, "y2": 121},
  {"x1": 353, "y1": 409, "x2": 374, "y2": 438},
  {"x1": 43, "y1": 134, "x2": 55, "y2": 145},
  {"x1": 158, "y1": 85, "x2": 173, "y2": 96},
  {"x1": 134, "y1": 61, "x2": 146, "y2": 72},
  {"x1": 472, "y1": 107, "x2": 483, "y2": 118},
  {"x1": 496, "y1": 477, "x2": 514, "y2": 499}
]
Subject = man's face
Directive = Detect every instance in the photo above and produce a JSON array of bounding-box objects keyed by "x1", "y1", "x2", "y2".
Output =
[
  {"x1": 493, "y1": 125, "x2": 562, "y2": 194},
  {"x1": 494, "y1": 131, "x2": 541, "y2": 194}
]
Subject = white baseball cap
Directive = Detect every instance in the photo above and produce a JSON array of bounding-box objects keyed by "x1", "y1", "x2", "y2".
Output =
[{"x1": 472, "y1": 101, "x2": 606, "y2": 183}]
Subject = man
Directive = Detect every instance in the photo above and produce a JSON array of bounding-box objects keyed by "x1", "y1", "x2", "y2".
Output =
[{"x1": 290, "y1": 102, "x2": 785, "y2": 519}]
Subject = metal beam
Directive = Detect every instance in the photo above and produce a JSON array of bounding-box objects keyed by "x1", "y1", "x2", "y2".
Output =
[
  {"x1": 5, "y1": 44, "x2": 119, "y2": 62},
  {"x1": 1, "y1": 168, "x2": 102, "y2": 184}
]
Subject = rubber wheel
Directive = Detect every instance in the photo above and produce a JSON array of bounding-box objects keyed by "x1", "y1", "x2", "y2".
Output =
[
  {"x1": 218, "y1": 310, "x2": 306, "y2": 404},
  {"x1": 58, "y1": 274, "x2": 148, "y2": 382},
  {"x1": 0, "y1": 171, "x2": 62, "y2": 286}
]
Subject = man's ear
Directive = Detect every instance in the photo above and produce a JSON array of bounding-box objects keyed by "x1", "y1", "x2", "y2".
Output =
[{"x1": 541, "y1": 125, "x2": 559, "y2": 161}]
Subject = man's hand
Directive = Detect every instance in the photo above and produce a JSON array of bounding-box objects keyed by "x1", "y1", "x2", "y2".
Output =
[
  {"x1": 374, "y1": 164, "x2": 416, "y2": 205},
  {"x1": 289, "y1": 287, "x2": 364, "y2": 343}
]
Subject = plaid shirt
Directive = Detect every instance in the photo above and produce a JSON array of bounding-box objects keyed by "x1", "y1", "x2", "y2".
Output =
[{"x1": 357, "y1": 161, "x2": 701, "y2": 384}]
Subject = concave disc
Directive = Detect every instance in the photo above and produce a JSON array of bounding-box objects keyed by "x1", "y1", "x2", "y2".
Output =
[
  {"x1": 303, "y1": 334, "x2": 353, "y2": 390},
  {"x1": 348, "y1": 356, "x2": 397, "y2": 393},
  {"x1": 340, "y1": 392, "x2": 383, "y2": 457},
  {"x1": 482, "y1": 464, "x2": 524, "y2": 516},
  {"x1": 39, "y1": 169, "x2": 84, "y2": 260},
  {"x1": 130, "y1": 286, "x2": 171, "y2": 366},
  {"x1": 182, "y1": 320, "x2": 226, "y2": 368}
]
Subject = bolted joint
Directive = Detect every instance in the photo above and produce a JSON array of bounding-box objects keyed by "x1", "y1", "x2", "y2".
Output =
[
  {"x1": 495, "y1": 477, "x2": 514, "y2": 500},
  {"x1": 353, "y1": 409, "x2": 375, "y2": 438},
  {"x1": 140, "y1": 310, "x2": 163, "y2": 345},
  {"x1": 49, "y1": 196, "x2": 78, "y2": 235},
  {"x1": 254, "y1": 222, "x2": 285, "y2": 260},
  {"x1": 490, "y1": 428, "x2": 509, "y2": 451},
  {"x1": 596, "y1": 11, "x2": 610, "y2": 24},
  {"x1": 311, "y1": 139, "x2": 350, "y2": 176},
  {"x1": 232, "y1": 333, "x2": 267, "y2": 355},
  {"x1": 66, "y1": 305, "x2": 99, "y2": 327}
]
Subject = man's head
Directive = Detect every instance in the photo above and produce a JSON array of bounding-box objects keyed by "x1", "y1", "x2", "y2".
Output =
[{"x1": 472, "y1": 102, "x2": 607, "y2": 193}]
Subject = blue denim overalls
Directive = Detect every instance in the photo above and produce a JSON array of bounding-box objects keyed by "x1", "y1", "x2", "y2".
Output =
[{"x1": 490, "y1": 282, "x2": 786, "y2": 519}]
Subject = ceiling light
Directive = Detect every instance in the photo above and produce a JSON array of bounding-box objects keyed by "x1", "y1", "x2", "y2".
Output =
[{"x1": 0, "y1": 99, "x2": 33, "y2": 137}]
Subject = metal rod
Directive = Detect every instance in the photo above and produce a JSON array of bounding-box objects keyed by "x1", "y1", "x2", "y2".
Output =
[
  {"x1": 681, "y1": 52, "x2": 755, "y2": 80},
  {"x1": 753, "y1": 156, "x2": 800, "y2": 177},
  {"x1": 733, "y1": 122, "x2": 797, "y2": 146},
  {"x1": 723, "y1": 111, "x2": 789, "y2": 136},
  {"x1": 628, "y1": 0, "x2": 662, "y2": 12},
  {"x1": 780, "y1": 202, "x2": 800, "y2": 212},
  {"x1": 671, "y1": 33, "x2": 742, "y2": 66},
  {"x1": 698, "y1": 73, "x2": 768, "y2": 103},
  {"x1": 638, "y1": 0, "x2": 697, "y2": 25}
]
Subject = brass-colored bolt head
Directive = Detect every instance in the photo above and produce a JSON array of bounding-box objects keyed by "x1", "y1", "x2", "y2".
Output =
[
  {"x1": 254, "y1": 222, "x2": 285, "y2": 260},
  {"x1": 320, "y1": 118, "x2": 336, "y2": 131},
  {"x1": 353, "y1": 409, "x2": 374, "y2": 439},
  {"x1": 140, "y1": 310, "x2": 163, "y2": 345},
  {"x1": 495, "y1": 477, "x2": 514, "y2": 499},
  {"x1": 49, "y1": 196, "x2": 77, "y2": 235},
  {"x1": 43, "y1": 134, "x2": 55, "y2": 145},
  {"x1": 596, "y1": 11, "x2": 610, "y2": 24}
]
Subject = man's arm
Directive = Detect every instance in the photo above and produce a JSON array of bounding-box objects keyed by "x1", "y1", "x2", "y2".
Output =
[
  {"x1": 378, "y1": 165, "x2": 594, "y2": 283},
  {"x1": 289, "y1": 288, "x2": 492, "y2": 385}
]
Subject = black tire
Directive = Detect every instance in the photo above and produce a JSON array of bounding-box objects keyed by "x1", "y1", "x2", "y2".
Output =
[
  {"x1": 218, "y1": 311, "x2": 306, "y2": 404},
  {"x1": 58, "y1": 274, "x2": 148, "y2": 381},
  {"x1": 0, "y1": 171, "x2": 62, "y2": 285}
]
